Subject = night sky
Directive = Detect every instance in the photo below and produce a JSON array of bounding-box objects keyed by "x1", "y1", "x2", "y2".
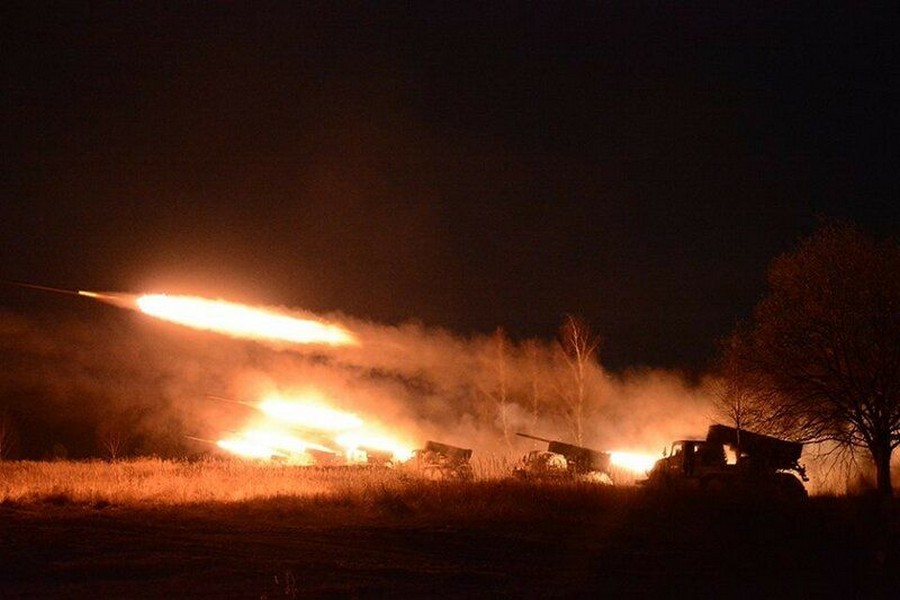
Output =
[{"x1": 3, "y1": 4, "x2": 898, "y2": 371}]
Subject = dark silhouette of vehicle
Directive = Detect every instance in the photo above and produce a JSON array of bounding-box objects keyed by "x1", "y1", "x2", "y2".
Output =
[
  {"x1": 513, "y1": 433, "x2": 613, "y2": 483},
  {"x1": 359, "y1": 446, "x2": 395, "y2": 467},
  {"x1": 643, "y1": 424, "x2": 808, "y2": 500},
  {"x1": 410, "y1": 440, "x2": 474, "y2": 481}
]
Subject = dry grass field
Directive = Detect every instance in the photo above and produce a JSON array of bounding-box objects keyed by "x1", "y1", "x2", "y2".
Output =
[{"x1": 1, "y1": 458, "x2": 898, "y2": 598}]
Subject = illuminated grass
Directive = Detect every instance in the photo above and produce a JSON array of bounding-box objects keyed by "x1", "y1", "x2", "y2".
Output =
[
  {"x1": 0, "y1": 458, "x2": 408, "y2": 505},
  {"x1": 0, "y1": 457, "x2": 633, "y2": 517}
]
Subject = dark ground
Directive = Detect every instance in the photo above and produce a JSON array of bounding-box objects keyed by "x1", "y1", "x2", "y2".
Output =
[{"x1": 1, "y1": 490, "x2": 898, "y2": 599}]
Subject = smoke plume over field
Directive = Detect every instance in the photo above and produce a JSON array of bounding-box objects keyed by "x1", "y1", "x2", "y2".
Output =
[{"x1": 0, "y1": 296, "x2": 713, "y2": 464}]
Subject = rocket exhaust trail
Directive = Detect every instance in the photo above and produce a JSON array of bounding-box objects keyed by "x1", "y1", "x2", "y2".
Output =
[
  {"x1": 185, "y1": 435, "x2": 219, "y2": 446},
  {"x1": 2, "y1": 280, "x2": 83, "y2": 296},
  {"x1": 2, "y1": 279, "x2": 134, "y2": 307},
  {"x1": 7, "y1": 282, "x2": 355, "y2": 346},
  {"x1": 78, "y1": 290, "x2": 138, "y2": 309},
  {"x1": 206, "y1": 394, "x2": 257, "y2": 409}
]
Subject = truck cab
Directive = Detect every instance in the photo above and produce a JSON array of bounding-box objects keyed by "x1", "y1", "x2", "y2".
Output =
[
  {"x1": 653, "y1": 440, "x2": 728, "y2": 480},
  {"x1": 645, "y1": 425, "x2": 808, "y2": 500}
]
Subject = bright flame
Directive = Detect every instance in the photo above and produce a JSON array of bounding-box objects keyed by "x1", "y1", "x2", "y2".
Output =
[
  {"x1": 257, "y1": 396, "x2": 363, "y2": 431},
  {"x1": 135, "y1": 294, "x2": 357, "y2": 346},
  {"x1": 242, "y1": 428, "x2": 335, "y2": 455},
  {"x1": 335, "y1": 432, "x2": 415, "y2": 462},
  {"x1": 610, "y1": 451, "x2": 658, "y2": 474},
  {"x1": 78, "y1": 289, "x2": 423, "y2": 467},
  {"x1": 217, "y1": 437, "x2": 283, "y2": 460},
  {"x1": 215, "y1": 390, "x2": 415, "y2": 465}
]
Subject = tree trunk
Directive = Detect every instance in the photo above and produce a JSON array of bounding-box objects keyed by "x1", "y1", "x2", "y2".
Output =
[{"x1": 871, "y1": 442, "x2": 894, "y2": 497}]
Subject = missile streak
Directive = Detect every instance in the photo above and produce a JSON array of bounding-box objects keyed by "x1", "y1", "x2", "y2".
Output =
[
  {"x1": 185, "y1": 435, "x2": 219, "y2": 445},
  {"x1": 206, "y1": 394, "x2": 258, "y2": 409},
  {"x1": 1, "y1": 279, "x2": 126, "y2": 304},
  {"x1": 2, "y1": 280, "x2": 82, "y2": 296}
]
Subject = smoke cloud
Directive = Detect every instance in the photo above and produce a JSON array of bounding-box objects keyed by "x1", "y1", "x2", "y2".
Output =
[{"x1": 0, "y1": 298, "x2": 716, "y2": 463}]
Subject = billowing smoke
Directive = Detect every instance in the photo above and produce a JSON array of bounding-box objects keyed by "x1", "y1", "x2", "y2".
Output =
[{"x1": 0, "y1": 297, "x2": 715, "y2": 464}]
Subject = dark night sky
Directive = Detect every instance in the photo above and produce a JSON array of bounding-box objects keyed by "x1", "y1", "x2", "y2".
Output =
[{"x1": 2, "y1": 3, "x2": 898, "y2": 371}]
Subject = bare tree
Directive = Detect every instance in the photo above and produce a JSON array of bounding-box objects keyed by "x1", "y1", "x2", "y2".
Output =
[
  {"x1": 521, "y1": 339, "x2": 545, "y2": 431},
  {"x1": 724, "y1": 223, "x2": 900, "y2": 496},
  {"x1": 556, "y1": 315, "x2": 602, "y2": 445},
  {"x1": 100, "y1": 429, "x2": 125, "y2": 460},
  {"x1": 478, "y1": 327, "x2": 514, "y2": 449},
  {"x1": 97, "y1": 421, "x2": 128, "y2": 461},
  {"x1": 711, "y1": 335, "x2": 772, "y2": 441}
]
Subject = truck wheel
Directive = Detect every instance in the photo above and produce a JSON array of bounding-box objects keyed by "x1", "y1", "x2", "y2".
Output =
[
  {"x1": 774, "y1": 473, "x2": 808, "y2": 501},
  {"x1": 701, "y1": 477, "x2": 728, "y2": 494},
  {"x1": 456, "y1": 465, "x2": 474, "y2": 482}
]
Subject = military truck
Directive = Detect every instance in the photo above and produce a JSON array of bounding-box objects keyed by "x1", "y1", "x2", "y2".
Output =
[
  {"x1": 410, "y1": 440, "x2": 474, "y2": 481},
  {"x1": 643, "y1": 424, "x2": 808, "y2": 499},
  {"x1": 359, "y1": 446, "x2": 395, "y2": 467},
  {"x1": 513, "y1": 433, "x2": 613, "y2": 484}
]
